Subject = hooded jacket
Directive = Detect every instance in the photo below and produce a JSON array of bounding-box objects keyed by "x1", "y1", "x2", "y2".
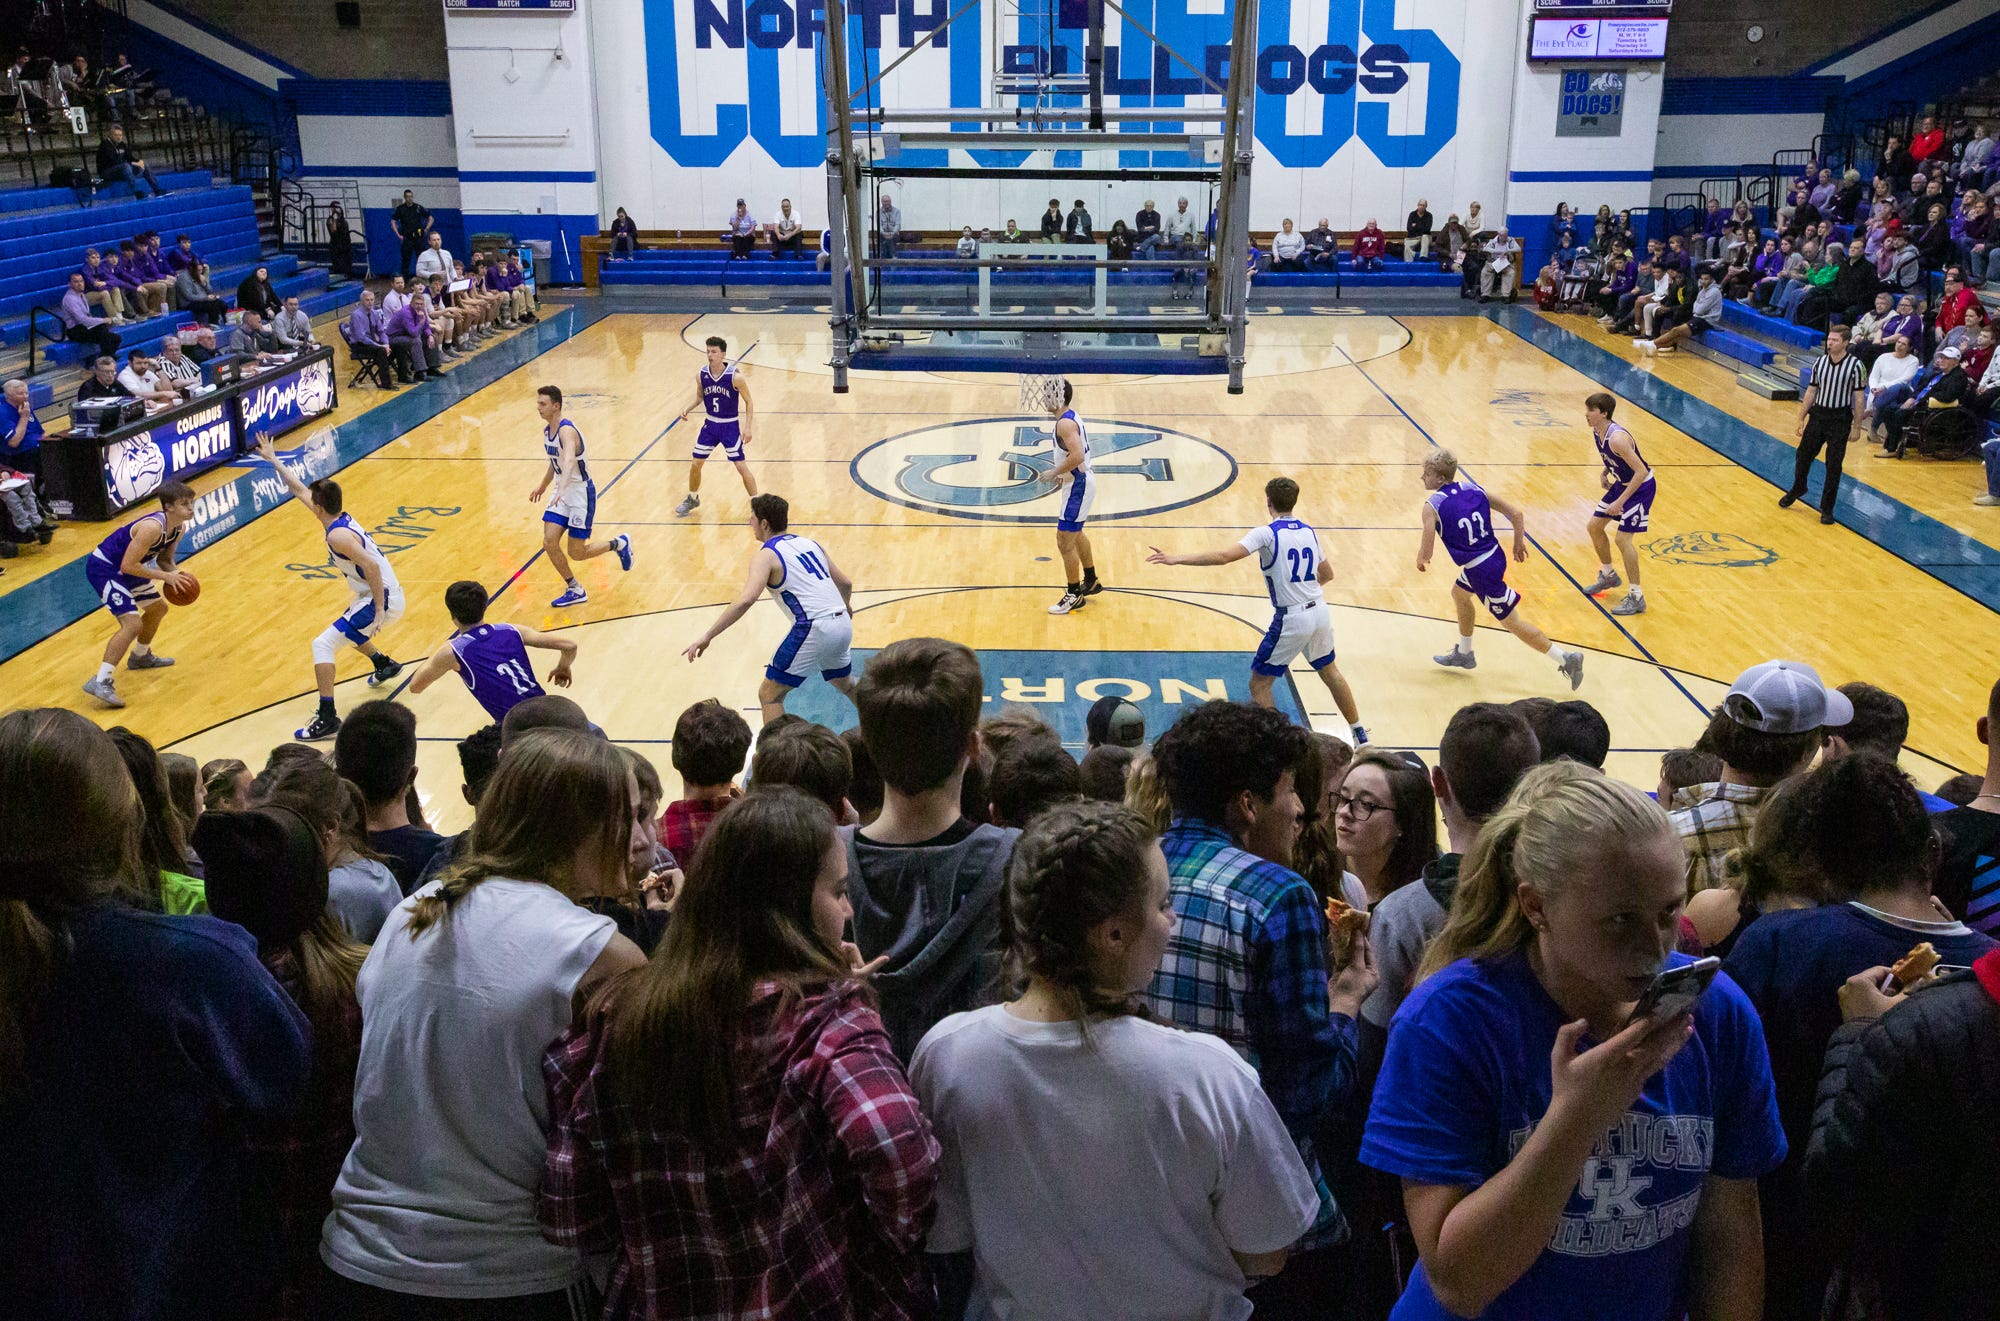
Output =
[{"x1": 843, "y1": 822, "x2": 1018, "y2": 1061}]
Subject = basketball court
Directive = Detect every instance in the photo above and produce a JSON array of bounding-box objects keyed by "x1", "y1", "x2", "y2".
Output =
[{"x1": 1, "y1": 301, "x2": 1987, "y2": 833}]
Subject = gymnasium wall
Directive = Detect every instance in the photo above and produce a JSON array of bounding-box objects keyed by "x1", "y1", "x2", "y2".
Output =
[
  {"x1": 588, "y1": 0, "x2": 1645, "y2": 237},
  {"x1": 120, "y1": 0, "x2": 448, "y2": 79}
]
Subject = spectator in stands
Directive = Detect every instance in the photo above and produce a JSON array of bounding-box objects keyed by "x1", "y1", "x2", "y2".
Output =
[
  {"x1": 955, "y1": 225, "x2": 978, "y2": 259},
  {"x1": 1105, "y1": 219, "x2": 1131, "y2": 266},
  {"x1": 388, "y1": 288, "x2": 445, "y2": 379},
  {"x1": 235, "y1": 264, "x2": 282, "y2": 320},
  {"x1": 541, "y1": 787, "x2": 935, "y2": 1317},
  {"x1": 271, "y1": 295, "x2": 316, "y2": 352},
  {"x1": 102, "y1": 249, "x2": 157, "y2": 320},
  {"x1": 842, "y1": 639, "x2": 1016, "y2": 1060},
  {"x1": 1799, "y1": 242, "x2": 1873, "y2": 329},
  {"x1": 0, "y1": 709, "x2": 313, "y2": 1321},
  {"x1": 720, "y1": 197, "x2": 756, "y2": 260},
  {"x1": 1362, "y1": 702, "x2": 1539, "y2": 1041},
  {"x1": 345, "y1": 290, "x2": 396, "y2": 387},
  {"x1": 75, "y1": 247, "x2": 129, "y2": 323},
  {"x1": 56, "y1": 54, "x2": 87, "y2": 112},
  {"x1": 874, "y1": 194, "x2": 902, "y2": 259},
  {"x1": 320, "y1": 728, "x2": 645, "y2": 1316},
  {"x1": 1699, "y1": 196, "x2": 1728, "y2": 259},
  {"x1": 1270, "y1": 219, "x2": 1306, "y2": 272},
  {"x1": 133, "y1": 235, "x2": 174, "y2": 306},
  {"x1": 1912, "y1": 114, "x2": 1946, "y2": 169},
  {"x1": 1661, "y1": 232, "x2": 1693, "y2": 275},
  {"x1": 1807, "y1": 168, "x2": 1837, "y2": 213},
  {"x1": 1715, "y1": 243, "x2": 1759, "y2": 301},
  {"x1": 1674, "y1": 661, "x2": 1847, "y2": 892},
  {"x1": 1039, "y1": 197, "x2": 1063, "y2": 243},
  {"x1": 1165, "y1": 195, "x2": 1199, "y2": 253},
  {"x1": 1404, "y1": 198, "x2": 1433, "y2": 260},
  {"x1": 1436, "y1": 213, "x2": 1469, "y2": 273},
  {"x1": 1335, "y1": 747, "x2": 1439, "y2": 905},
  {"x1": 657, "y1": 699, "x2": 747, "y2": 861},
  {"x1": 1639, "y1": 269, "x2": 1722, "y2": 355},
  {"x1": 1861, "y1": 292, "x2": 1923, "y2": 367},
  {"x1": 1726, "y1": 753, "x2": 1994, "y2": 1321},
  {"x1": 390, "y1": 189, "x2": 432, "y2": 278},
  {"x1": 4, "y1": 50, "x2": 46, "y2": 123},
  {"x1": 413, "y1": 232, "x2": 454, "y2": 283},
  {"x1": 1363, "y1": 760, "x2": 1782, "y2": 1321},
  {"x1": 1303, "y1": 217, "x2": 1337, "y2": 270},
  {"x1": 1591, "y1": 243, "x2": 1638, "y2": 319},
  {"x1": 1880, "y1": 344, "x2": 1971, "y2": 457},
  {"x1": 607, "y1": 205, "x2": 639, "y2": 261},
  {"x1": 325, "y1": 701, "x2": 438, "y2": 895},
  {"x1": 769, "y1": 197, "x2": 804, "y2": 257},
  {"x1": 1964, "y1": 121, "x2": 1997, "y2": 190},
  {"x1": 58, "y1": 273, "x2": 120, "y2": 358},
  {"x1": 2, "y1": 375, "x2": 42, "y2": 497},
  {"x1": 987, "y1": 737, "x2": 1080, "y2": 829},
  {"x1": 1970, "y1": 341, "x2": 2000, "y2": 427},
  {"x1": 1864, "y1": 334, "x2": 1921, "y2": 430},
  {"x1": 95, "y1": 123, "x2": 164, "y2": 198},
  {"x1": 1958, "y1": 192, "x2": 1995, "y2": 282},
  {"x1": 1132, "y1": 198, "x2": 1163, "y2": 256},
  {"x1": 1945, "y1": 303, "x2": 1989, "y2": 360},
  {"x1": 171, "y1": 258, "x2": 226, "y2": 325},
  {"x1": 1477, "y1": 228, "x2": 1520, "y2": 302},
  {"x1": 326, "y1": 202, "x2": 354, "y2": 279},
  {"x1": 1879, "y1": 134, "x2": 1915, "y2": 193},
  {"x1": 1352, "y1": 218, "x2": 1387, "y2": 272},
  {"x1": 117, "y1": 351, "x2": 181, "y2": 409},
  {"x1": 1915, "y1": 200, "x2": 1954, "y2": 271},
  {"x1": 1144, "y1": 701, "x2": 1368, "y2": 1317},
  {"x1": 913, "y1": 798, "x2": 1317, "y2": 1320},
  {"x1": 1065, "y1": 198, "x2": 1093, "y2": 244}
]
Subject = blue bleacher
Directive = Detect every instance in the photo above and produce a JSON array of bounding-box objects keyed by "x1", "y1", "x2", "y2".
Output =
[
  {"x1": 1694, "y1": 325, "x2": 1777, "y2": 369},
  {"x1": 0, "y1": 169, "x2": 212, "y2": 217},
  {"x1": 599, "y1": 248, "x2": 1460, "y2": 289},
  {"x1": 1720, "y1": 299, "x2": 1824, "y2": 352}
]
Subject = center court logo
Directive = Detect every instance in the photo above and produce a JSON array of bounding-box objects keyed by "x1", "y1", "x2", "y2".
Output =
[{"x1": 851, "y1": 417, "x2": 1235, "y2": 524}]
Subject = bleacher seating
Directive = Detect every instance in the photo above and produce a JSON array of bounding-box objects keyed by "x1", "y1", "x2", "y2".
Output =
[
  {"x1": 1720, "y1": 299, "x2": 1825, "y2": 352},
  {"x1": 598, "y1": 247, "x2": 1460, "y2": 290},
  {"x1": 0, "y1": 170, "x2": 359, "y2": 367}
]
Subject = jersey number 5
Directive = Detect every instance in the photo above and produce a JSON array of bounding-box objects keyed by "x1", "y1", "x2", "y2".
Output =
[{"x1": 1286, "y1": 546, "x2": 1315, "y2": 583}]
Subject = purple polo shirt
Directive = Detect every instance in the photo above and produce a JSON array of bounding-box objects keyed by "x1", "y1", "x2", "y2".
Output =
[
  {"x1": 386, "y1": 304, "x2": 429, "y2": 339},
  {"x1": 166, "y1": 244, "x2": 199, "y2": 273},
  {"x1": 77, "y1": 261, "x2": 113, "y2": 291},
  {"x1": 104, "y1": 261, "x2": 142, "y2": 292}
]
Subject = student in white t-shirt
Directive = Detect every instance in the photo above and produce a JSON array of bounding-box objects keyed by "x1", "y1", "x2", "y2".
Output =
[
  {"x1": 318, "y1": 728, "x2": 648, "y2": 1318},
  {"x1": 911, "y1": 801, "x2": 1320, "y2": 1321}
]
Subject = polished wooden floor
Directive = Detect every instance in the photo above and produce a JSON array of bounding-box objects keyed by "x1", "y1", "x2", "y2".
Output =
[{"x1": 0, "y1": 310, "x2": 1983, "y2": 832}]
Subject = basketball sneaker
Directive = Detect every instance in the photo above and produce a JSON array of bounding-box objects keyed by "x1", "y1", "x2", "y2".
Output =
[
  {"x1": 1432, "y1": 649, "x2": 1477, "y2": 670},
  {"x1": 82, "y1": 675, "x2": 125, "y2": 708},
  {"x1": 674, "y1": 494, "x2": 700, "y2": 518},
  {"x1": 368, "y1": 656, "x2": 403, "y2": 687},
  {"x1": 552, "y1": 586, "x2": 588, "y2": 609},
  {"x1": 1080, "y1": 578, "x2": 1104, "y2": 597},
  {"x1": 1584, "y1": 568, "x2": 1622, "y2": 595},
  {"x1": 1047, "y1": 589, "x2": 1085, "y2": 615},
  {"x1": 296, "y1": 711, "x2": 341, "y2": 742},
  {"x1": 127, "y1": 652, "x2": 175, "y2": 669},
  {"x1": 1608, "y1": 591, "x2": 1646, "y2": 617},
  {"x1": 1558, "y1": 651, "x2": 1586, "y2": 690},
  {"x1": 613, "y1": 533, "x2": 634, "y2": 571}
]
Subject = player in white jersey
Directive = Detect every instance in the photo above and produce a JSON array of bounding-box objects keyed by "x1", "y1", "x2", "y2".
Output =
[
  {"x1": 1148, "y1": 476, "x2": 1370, "y2": 745},
  {"x1": 1043, "y1": 378, "x2": 1103, "y2": 615},
  {"x1": 673, "y1": 335, "x2": 759, "y2": 517},
  {"x1": 682, "y1": 492, "x2": 855, "y2": 724},
  {"x1": 528, "y1": 384, "x2": 632, "y2": 609},
  {"x1": 258, "y1": 434, "x2": 406, "y2": 741}
]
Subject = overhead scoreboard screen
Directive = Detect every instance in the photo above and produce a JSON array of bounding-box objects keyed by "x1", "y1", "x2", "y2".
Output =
[
  {"x1": 1528, "y1": 17, "x2": 1668, "y2": 60},
  {"x1": 1534, "y1": 0, "x2": 1672, "y2": 9}
]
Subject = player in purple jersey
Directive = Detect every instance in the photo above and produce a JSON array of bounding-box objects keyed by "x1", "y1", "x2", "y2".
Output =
[
  {"x1": 409, "y1": 580, "x2": 581, "y2": 723},
  {"x1": 1582, "y1": 392, "x2": 1654, "y2": 617},
  {"x1": 1419, "y1": 450, "x2": 1584, "y2": 690},
  {"x1": 672, "y1": 335, "x2": 759, "y2": 518},
  {"x1": 80, "y1": 478, "x2": 197, "y2": 708}
]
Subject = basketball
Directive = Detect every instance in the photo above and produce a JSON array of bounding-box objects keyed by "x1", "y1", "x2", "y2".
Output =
[{"x1": 162, "y1": 574, "x2": 200, "y2": 607}]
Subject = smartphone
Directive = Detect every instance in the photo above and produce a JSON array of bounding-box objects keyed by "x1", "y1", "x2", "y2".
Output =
[{"x1": 1625, "y1": 957, "x2": 1721, "y2": 1027}]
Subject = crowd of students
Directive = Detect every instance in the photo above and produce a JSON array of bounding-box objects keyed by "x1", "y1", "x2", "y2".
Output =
[{"x1": 3, "y1": 640, "x2": 1998, "y2": 1321}]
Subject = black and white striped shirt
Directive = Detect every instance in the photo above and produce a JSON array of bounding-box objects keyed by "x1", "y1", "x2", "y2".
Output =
[{"x1": 1807, "y1": 351, "x2": 1866, "y2": 409}]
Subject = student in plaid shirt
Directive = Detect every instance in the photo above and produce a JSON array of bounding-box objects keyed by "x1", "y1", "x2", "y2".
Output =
[
  {"x1": 1144, "y1": 701, "x2": 1377, "y2": 1318},
  {"x1": 1669, "y1": 661, "x2": 1849, "y2": 893},
  {"x1": 659, "y1": 698, "x2": 751, "y2": 859},
  {"x1": 540, "y1": 789, "x2": 939, "y2": 1319}
]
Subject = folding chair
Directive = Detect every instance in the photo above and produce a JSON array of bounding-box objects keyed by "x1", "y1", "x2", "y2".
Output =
[{"x1": 336, "y1": 322, "x2": 381, "y2": 388}]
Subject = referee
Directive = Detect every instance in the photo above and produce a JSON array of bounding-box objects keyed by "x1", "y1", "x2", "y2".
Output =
[{"x1": 1780, "y1": 324, "x2": 1865, "y2": 524}]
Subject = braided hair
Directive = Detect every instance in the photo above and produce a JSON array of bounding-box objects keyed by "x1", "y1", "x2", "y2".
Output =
[{"x1": 1006, "y1": 800, "x2": 1161, "y2": 1035}]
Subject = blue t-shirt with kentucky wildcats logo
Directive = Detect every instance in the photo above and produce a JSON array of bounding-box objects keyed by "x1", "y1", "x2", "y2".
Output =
[{"x1": 1361, "y1": 950, "x2": 1785, "y2": 1320}]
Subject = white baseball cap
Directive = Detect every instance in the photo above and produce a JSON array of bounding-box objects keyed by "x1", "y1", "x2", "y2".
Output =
[{"x1": 1722, "y1": 660, "x2": 1854, "y2": 735}]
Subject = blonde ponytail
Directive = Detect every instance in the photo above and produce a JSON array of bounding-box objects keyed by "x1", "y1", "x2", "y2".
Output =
[{"x1": 1418, "y1": 761, "x2": 1673, "y2": 982}]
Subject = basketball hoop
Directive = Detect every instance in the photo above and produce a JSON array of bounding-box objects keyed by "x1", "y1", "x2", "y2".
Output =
[{"x1": 1018, "y1": 372, "x2": 1067, "y2": 416}]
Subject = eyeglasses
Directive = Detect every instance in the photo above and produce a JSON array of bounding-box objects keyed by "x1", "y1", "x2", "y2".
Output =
[{"x1": 1334, "y1": 793, "x2": 1387, "y2": 822}]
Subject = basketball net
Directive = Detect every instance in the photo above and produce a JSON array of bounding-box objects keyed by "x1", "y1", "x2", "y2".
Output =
[{"x1": 1018, "y1": 372, "x2": 1066, "y2": 416}]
